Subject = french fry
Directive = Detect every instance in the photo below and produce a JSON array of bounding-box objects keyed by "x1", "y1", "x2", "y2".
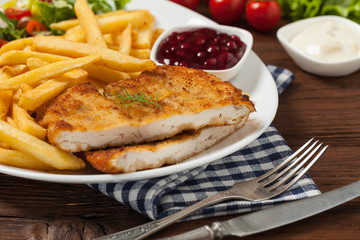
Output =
[
  {"x1": 81, "y1": 64, "x2": 130, "y2": 83},
  {"x1": 50, "y1": 10, "x2": 128, "y2": 31},
  {"x1": 64, "y1": 25, "x2": 87, "y2": 42},
  {"x1": 0, "y1": 120, "x2": 86, "y2": 170},
  {"x1": 5, "y1": 116, "x2": 17, "y2": 128},
  {"x1": 103, "y1": 33, "x2": 116, "y2": 46},
  {"x1": 132, "y1": 22, "x2": 154, "y2": 49},
  {"x1": 12, "y1": 103, "x2": 47, "y2": 139},
  {"x1": 50, "y1": 18, "x2": 81, "y2": 31},
  {"x1": 26, "y1": 57, "x2": 88, "y2": 83},
  {"x1": 12, "y1": 89, "x2": 22, "y2": 103},
  {"x1": 58, "y1": 69, "x2": 89, "y2": 83},
  {"x1": 151, "y1": 28, "x2": 164, "y2": 48},
  {"x1": 0, "y1": 50, "x2": 128, "y2": 82},
  {"x1": 0, "y1": 67, "x2": 13, "y2": 81},
  {"x1": 0, "y1": 54, "x2": 100, "y2": 90},
  {"x1": 87, "y1": 77, "x2": 106, "y2": 93},
  {"x1": 26, "y1": 57, "x2": 51, "y2": 70},
  {"x1": 0, "y1": 91, "x2": 12, "y2": 119},
  {"x1": 126, "y1": 71, "x2": 142, "y2": 79},
  {"x1": 62, "y1": 10, "x2": 155, "y2": 42},
  {"x1": 12, "y1": 84, "x2": 33, "y2": 102},
  {"x1": 23, "y1": 45, "x2": 33, "y2": 52},
  {"x1": 130, "y1": 48, "x2": 151, "y2": 59},
  {"x1": 0, "y1": 37, "x2": 33, "y2": 55},
  {"x1": 99, "y1": 10, "x2": 155, "y2": 33},
  {"x1": 0, "y1": 148, "x2": 55, "y2": 171},
  {"x1": 18, "y1": 80, "x2": 69, "y2": 111},
  {"x1": 21, "y1": 83, "x2": 33, "y2": 92},
  {"x1": 74, "y1": 0, "x2": 107, "y2": 48},
  {"x1": 0, "y1": 50, "x2": 69, "y2": 66},
  {"x1": 33, "y1": 36, "x2": 155, "y2": 72},
  {"x1": 113, "y1": 32, "x2": 123, "y2": 46},
  {"x1": 1, "y1": 65, "x2": 29, "y2": 76},
  {"x1": 119, "y1": 23, "x2": 132, "y2": 54}
]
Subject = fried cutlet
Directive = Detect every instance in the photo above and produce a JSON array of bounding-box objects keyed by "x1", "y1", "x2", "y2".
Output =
[{"x1": 39, "y1": 65, "x2": 255, "y2": 152}]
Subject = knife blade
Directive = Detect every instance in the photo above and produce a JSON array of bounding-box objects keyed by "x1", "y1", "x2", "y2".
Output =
[{"x1": 160, "y1": 180, "x2": 360, "y2": 240}]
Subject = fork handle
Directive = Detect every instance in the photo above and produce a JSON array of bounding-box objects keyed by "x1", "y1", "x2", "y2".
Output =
[{"x1": 96, "y1": 190, "x2": 233, "y2": 240}]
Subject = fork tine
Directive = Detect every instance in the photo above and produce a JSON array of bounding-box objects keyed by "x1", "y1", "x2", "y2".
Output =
[
  {"x1": 262, "y1": 140, "x2": 319, "y2": 187},
  {"x1": 257, "y1": 138, "x2": 315, "y2": 182},
  {"x1": 268, "y1": 144, "x2": 328, "y2": 192}
]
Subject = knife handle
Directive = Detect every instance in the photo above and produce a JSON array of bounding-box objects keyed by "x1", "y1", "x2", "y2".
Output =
[{"x1": 159, "y1": 222, "x2": 227, "y2": 240}]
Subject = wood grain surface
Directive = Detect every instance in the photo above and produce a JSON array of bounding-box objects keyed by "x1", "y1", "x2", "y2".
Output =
[{"x1": 0, "y1": 2, "x2": 359, "y2": 239}]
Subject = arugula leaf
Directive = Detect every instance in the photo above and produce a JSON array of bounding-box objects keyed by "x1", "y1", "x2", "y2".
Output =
[{"x1": 0, "y1": 11, "x2": 27, "y2": 41}]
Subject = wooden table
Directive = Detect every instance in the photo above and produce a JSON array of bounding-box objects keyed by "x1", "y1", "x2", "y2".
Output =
[{"x1": 0, "y1": 2, "x2": 359, "y2": 240}]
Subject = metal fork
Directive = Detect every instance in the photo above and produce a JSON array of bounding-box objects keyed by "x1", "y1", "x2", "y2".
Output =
[{"x1": 96, "y1": 138, "x2": 328, "y2": 240}]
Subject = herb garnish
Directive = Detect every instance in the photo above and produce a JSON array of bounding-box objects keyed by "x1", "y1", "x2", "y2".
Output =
[{"x1": 110, "y1": 85, "x2": 163, "y2": 110}]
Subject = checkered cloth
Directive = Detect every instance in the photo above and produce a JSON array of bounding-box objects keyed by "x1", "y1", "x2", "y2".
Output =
[{"x1": 89, "y1": 65, "x2": 320, "y2": 221}]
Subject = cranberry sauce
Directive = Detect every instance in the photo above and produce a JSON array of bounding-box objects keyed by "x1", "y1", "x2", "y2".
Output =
[{"x1": 155, "y1": 28, "x2": 246, "y2": 70}]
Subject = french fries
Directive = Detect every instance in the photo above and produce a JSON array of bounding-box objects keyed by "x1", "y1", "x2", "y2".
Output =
[
  {"x1": 0, "y1": 148, "x2": 55, "y2": 171},
  {"x1": 119, "y1": 23, "x2": 132, "y2": 54},
  {"x1": 0, "y1": 91, "x2": 12, "y2": 120},
  {"x1": 50, "y1": 10, "x2": 128, "y2": 31},
  {"x1": 0, "y1": 1, "x2": 164, "y2": 173},
  {"x1": 33, "y1": 36, "x2": 155, "y2": 72},
  {"x1": 0, "y1": 37, "x2": 33, "y2": 55},
  {"x1": 0, "y1": 50, "x2": 129, "y2": 82},
  {"x1": 0, "y1": 54, "x2": 100, "y2": 90},
  {"x1": 0, "y1": 120, "x2": 85, "y2": 170},
  {"x1": 18, "y1": 79, "x2": 69, "y2": 111},
  {"x1": 132, "y1": 22, "x2": 154, "y2": 49},
  {"x1": 74, "y1": 0, "x2": 107, "y2": 48},
  {"x1": 12, "y1": 103, "x2": 47, "y2": 139}
]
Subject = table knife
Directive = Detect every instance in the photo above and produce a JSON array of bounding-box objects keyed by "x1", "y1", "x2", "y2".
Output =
[{"x1": 160, "y1": 180, "x2": 360, "y2": 240}]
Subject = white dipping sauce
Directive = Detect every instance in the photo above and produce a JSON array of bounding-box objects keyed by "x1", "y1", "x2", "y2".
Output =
[{"x1": 290, "y1": 20, "x2": 360, "y2": 62}]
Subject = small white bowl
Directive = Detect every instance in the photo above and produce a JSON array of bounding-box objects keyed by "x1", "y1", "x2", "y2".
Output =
[
  {"x1": 150, "y1": 24, "x2": 253, "y2": 81},
  {"x1": 277, "y1": 15, "x2": 360, "y2": 77}
]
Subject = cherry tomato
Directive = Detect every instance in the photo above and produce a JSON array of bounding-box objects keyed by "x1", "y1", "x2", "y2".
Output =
[
  {"x1": 4, "y1": 7, "x2": 31, "y2": 21},
  {"x1": 209, "y1": 0, "x2": 246, "y2": 24},
  {"x1": 26, "y1": 20, "x2": 48, "y2": 35},
  {"x1": 170, "y1": 0, "x2": 199, "y2": 10},
  {"x1": 246, "y1": 0, "x2": 281, "y2": 31}
]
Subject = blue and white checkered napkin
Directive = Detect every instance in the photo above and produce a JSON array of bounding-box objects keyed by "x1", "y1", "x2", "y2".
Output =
[{"x1": 89, "y1": 65, "x2": 320, "y2": 221}]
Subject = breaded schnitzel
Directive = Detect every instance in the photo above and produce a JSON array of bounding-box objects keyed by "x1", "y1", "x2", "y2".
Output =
[{"x1": 39, "y1": 65, "x2": 255, "y2": 152}]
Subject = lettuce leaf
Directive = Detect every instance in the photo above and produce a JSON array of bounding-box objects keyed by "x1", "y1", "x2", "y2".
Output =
[
  {"x1": 20, "y1": 0, "x2": 131, "y2": 27},
  {"x1": 0, "y1": 11, "x2": 27, "y2": 41},
  {"x1": 278, "y1": 0, "x2": 360, "y2": 23}
]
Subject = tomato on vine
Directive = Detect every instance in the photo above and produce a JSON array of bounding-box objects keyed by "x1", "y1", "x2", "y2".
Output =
[
  {"x1": 246, "y1": 0, "x2": 281, "y2": 31},
  {"x1": 209, "y1": 0, "x2": 246, "y2": 24}
]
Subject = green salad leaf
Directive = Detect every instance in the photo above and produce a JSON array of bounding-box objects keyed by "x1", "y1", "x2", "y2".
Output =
[
  {"x1": 278, "y1": 0, "x2": 360, "y2": 23},
  {"x1": 88, "y1": 0, "x2": 131, "y2": 14},
  {"x1": 18, "y1": 0, "x2": 131, "y2": 28},
  {"x1": 0, "y1": 11, "x2": 27, "y2": 41}
]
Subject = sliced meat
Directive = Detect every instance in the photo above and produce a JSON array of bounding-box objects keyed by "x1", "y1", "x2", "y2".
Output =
[
  {"x1": 85, "y1": 123, "x2": 243, "y2": 173},
  {"x1": 40, "y1": 65, "x2": 255, "y2": 152}
]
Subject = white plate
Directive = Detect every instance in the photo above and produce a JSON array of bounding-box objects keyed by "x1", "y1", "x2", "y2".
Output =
[{"x1": 0, "y1": 0, "x2": 278, "y2": 183}]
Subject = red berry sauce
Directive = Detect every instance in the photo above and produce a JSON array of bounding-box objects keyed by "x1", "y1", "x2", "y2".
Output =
[{"x1": 155, "y1": 28, "x2": 246, "y2": 70}]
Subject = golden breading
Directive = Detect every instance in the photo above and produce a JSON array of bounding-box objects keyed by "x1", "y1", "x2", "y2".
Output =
[{"x1": 39, "y1": 65, "x2": 255, "y2": 152}]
